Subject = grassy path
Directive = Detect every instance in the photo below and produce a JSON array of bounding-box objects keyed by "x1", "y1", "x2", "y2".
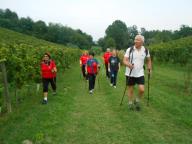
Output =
[{"x1": 0, "y1": 59, "x2": 192, "y2": 144}]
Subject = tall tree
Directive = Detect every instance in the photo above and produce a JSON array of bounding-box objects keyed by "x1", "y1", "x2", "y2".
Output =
[
  {"x1": 105, "y1": 20, "x2": 128, "y2": 49},
  {"x1": 104, "y1": 37, "x2": 116, "y2": 49},
  {"x1": 127, "y1": 25, "x2": 138, "y2": 46},
  {"x1": 32, "y1": 20, "x2": 47, "y2": 38},
  {"x1": 174, "y1": 25, "x2": 192, "y2": 39},
  {"x1": 18, "y1": 17, "x2": 34, "y2": 34},
  {"x1": 0, "y1": 8, "x2": 94, "y2": 50}
]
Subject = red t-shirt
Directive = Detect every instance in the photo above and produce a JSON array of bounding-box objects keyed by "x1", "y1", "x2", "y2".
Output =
[
  {"x1": 86, "y1": 58, "x2": 99, "y2": 74},
  {"x1": 80, "y1": 54, "x2": 90, "y2": 65},
  {"x1": 103, "y1": 52, "x2": 112, "y2": 64},
  {"x1": 41, "y1": 60, "x2": 56, "y2": 78}
]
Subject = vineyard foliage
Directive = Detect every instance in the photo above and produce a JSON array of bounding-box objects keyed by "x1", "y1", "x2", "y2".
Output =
[
  {"x1": 149, "y1": 36, "x2": 192, "y2": 65},
  {"x1": 0, "y1": 27, "x2": 81, "y2": 88}
]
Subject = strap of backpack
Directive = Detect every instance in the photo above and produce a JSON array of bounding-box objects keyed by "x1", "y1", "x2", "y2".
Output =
[
  {"x1": 128, "y1": 46, "x2": 134, "y2": 61},
  {"x1": 143, "y1": 48, "x2": 149, "y2": 70}
]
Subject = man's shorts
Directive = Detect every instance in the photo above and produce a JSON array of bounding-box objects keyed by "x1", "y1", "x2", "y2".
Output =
[{"x1": 126, "y1": 76, "x2": 145, "y2": 86}]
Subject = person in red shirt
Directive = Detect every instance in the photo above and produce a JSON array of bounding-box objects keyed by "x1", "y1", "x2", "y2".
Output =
[
  {"x1": 103, "y1": 48, "x2": 112, "y2": 78},
  {"x1": 41, "y1": 52, "x2": 57, "y2": 104},
  {"x1": 86, "y1": 52, "x2": 100, "y2": 94},
  {"x1": 80, "y1": 51, "x2": 90, "y2": 80}
]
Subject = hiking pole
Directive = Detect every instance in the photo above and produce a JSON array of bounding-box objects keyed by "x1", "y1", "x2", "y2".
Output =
[
  {"x1": 120, "y1": 64, "x2": 134, "y2": 106},
  {"x1": 120, "y1": 48, "x2": 134, "y2": 106},
  {"x1": 147, "y1": 69, "x2": 151, "y2": 106}
]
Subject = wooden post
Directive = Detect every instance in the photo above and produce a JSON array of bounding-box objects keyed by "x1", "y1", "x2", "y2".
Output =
[{"x1": 0, "y1": 59, "x2": 12, "y2": 113}]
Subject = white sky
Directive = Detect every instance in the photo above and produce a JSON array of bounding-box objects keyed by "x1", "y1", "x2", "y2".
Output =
[{"x1": 0, "y1": 0, "x2": 192, "y2": 40}]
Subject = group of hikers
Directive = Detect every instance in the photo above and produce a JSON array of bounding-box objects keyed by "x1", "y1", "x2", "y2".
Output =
[{"x1": 40, "y1": 34, "x2": 152, "y2": 111}]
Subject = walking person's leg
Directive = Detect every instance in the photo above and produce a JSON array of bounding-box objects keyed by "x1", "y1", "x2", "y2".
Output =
[
  {"x1": 105, "y1": 63, "x2": 108, "y2": 78},
  {"x1": 42, "y1": 78, "x2": 49, "y2": 104},
  {"x1": 89, "y1": 74, "x2": 94, "y2": 94},
  {"x1": 138, "y1": 85, "x2": 145, "y2": 99},
  {"x1": 110, "y1": 70, "x2": 113, "y2": 86},
  {"x1": 127, "y1": 76, "x2": 135, "y2": 110},
  {"x1": 84, "y1": 65, "x2": 89, "y2": 80},
  {"x1": 50, "y1": 77, "x2": 56, "y2": 95},
  {"x1": 135, "y1": 76, "x2": 145, "y2": 111},
  {"x1": 113, "y1": 71, "x2": 118, "y2": 88},
  {"x1": 82, "y1": 65, "x2": 86, "y2": 78},
  {"x1": 88, "y1": 74, "x2": 91, "y2": 90},
  {"x1": 105, "y1": 63, "x2": 110, "y2": 78},
  {"x1": 93, "y1": 74, "x2": 96, "y2": 90},
  {"x1": 128, "y1": 86, "x2": 134, "y2": 110}
]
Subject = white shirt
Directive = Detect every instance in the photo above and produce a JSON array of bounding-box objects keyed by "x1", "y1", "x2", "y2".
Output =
[{"x1": 124, "y1": 46, "x2": 150, "y2": 77}]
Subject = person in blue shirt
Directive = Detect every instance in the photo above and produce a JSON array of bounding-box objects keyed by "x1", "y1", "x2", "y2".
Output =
[
  {"x1": 86, "y1": 52, "x2": 100, "y2": 94},
  {"x1": 108, "y1": 49, "x2": 120, "y2": 88}
]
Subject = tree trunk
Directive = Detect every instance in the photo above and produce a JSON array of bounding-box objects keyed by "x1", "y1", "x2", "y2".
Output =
[{"x1": 0, "y1": 61, "x2": 12, "y2": 113}]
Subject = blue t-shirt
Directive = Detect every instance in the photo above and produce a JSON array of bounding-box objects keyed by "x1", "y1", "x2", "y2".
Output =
[{"x1": 109, "y1": 56, "x2": 120, "y2": 71}]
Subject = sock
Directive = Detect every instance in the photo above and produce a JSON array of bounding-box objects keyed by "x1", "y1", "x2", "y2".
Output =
[
  {"x1": 44, "y1": 97, "x2": 47, "y2": 101},
  {"x1": 136, "y1": 97, "x2": 140, "y2": 103},
  {"x1": 128, "y1": 101, "x2": 133, "y2": 105}
]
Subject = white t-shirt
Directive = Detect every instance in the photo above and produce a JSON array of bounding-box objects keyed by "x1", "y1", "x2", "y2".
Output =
[{"x1": 124, "y1": 46, "x2": 150, "y2": 77}]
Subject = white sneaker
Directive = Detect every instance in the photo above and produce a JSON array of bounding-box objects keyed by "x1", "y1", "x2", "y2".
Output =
[
  {"x1": 113, "y1": 86, "x2": 116, "y2": 88},
  {"x1": 89, "y1": 90, "x2": 93, "y2": 94},
  {"x1": 110, "y1": 83, "x2": 113, "y2": 87}
]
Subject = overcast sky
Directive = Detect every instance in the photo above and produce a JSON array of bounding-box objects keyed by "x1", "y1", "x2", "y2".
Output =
[{"x1": 0, "y1": 0, "x2": 192, "y2": 40}]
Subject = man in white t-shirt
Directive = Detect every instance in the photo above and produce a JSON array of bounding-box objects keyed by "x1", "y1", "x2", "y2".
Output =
[{"x1": 123, "y1": 35, "x2": 152, "y2": 111}]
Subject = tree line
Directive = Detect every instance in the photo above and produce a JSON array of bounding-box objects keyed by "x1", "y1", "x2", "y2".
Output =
[
  {"x1": 98, "y1": 20, "x2": 192, "y2": 50},
  {"x1": 1, "y1": 9, "x2": 192, "y2": 51},
  {"x1": 0, "y1": 9, "x2": 93, "y2": 49}
]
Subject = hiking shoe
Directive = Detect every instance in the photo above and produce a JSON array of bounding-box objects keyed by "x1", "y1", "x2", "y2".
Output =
[
  {"x1": 42, "y1": 99, "x2": 47, "y2": 104},
  {"x1": 89, "y1": 90, "x2": 93, "y2": 94},
  {"x1": 128, "y1": 104, "x2": 134, "y2": 111},
  {"x1": 135, "y1": 102, "x2": 141, "y2": 111}
]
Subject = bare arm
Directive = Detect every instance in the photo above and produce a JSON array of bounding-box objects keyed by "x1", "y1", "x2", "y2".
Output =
[
  {"x1": 108, "y1": 62, "x2": 110, "y2": 70},
  {"x1": 147, "y1": 57, "x2": 152, "y2": 73},
  {"x1": 53, "y1": 67, "x2": 57, "y2": 73},
  {"x1": 80, "y1": 60, "x2": 82, "y2": 67},
  {"x1": 123, "y1": 57, "x2": 134, "y2": 69},
  {"x1": 51, "y1": 61, "x2": 57, "y2": 73},
  {"x1": 85, "y1": 64, "x2": 88, "y2": 74}
]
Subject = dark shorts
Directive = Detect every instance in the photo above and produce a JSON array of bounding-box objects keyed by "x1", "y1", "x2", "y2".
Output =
[
  {"x1": 42, "y1": 77, "x2": 56, "y2": 92},
  {"x1": 126, "y1": 76, "x2": 145, "y2": 86}
]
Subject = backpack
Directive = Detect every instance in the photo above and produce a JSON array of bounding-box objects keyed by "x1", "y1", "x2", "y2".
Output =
[{"x1": 88, "y1": 59, "x2": 98, "y2": 74}]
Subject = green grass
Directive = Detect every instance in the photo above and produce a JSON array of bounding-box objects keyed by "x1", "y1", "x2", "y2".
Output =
[{"x1": 0, "y1": 59, "x2": 192, "y2": 144}]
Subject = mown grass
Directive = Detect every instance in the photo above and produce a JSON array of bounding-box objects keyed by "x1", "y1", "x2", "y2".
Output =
[{"x1": 0, "y1": 59, "x2": 191, "y2": 144}]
